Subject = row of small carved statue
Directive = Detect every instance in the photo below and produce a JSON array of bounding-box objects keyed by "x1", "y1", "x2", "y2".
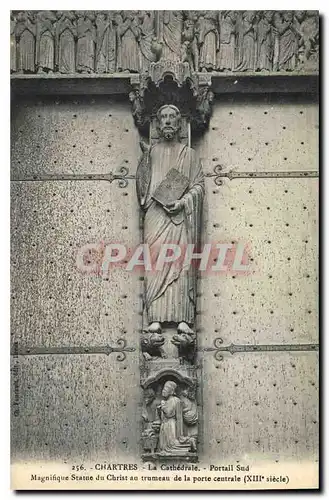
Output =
[{"x1": 11, "y1": 10, "x2": 319, "y2": 75}]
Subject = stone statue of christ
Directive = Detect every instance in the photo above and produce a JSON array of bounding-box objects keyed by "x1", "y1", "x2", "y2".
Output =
[{"x1": 136, "y1": 104, "x2": 204, "y2": 336}]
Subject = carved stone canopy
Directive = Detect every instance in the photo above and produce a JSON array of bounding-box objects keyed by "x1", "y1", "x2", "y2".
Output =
[
  {"x1": 142, "y1": 368, "x2": 196, "y2": 390},
  {"x1": 129, "y1": 62, "x2": 214, "y2": 136}
]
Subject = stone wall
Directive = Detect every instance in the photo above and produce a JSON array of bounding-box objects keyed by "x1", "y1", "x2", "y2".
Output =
[
  {"x1": 198, "y1": 95, "x2": 318, "y2": 462},
  {"x1": 11, "y1": 93, "x2": 318, "y2": 465},
  {"x1": 11, "y1": 97, "x2": 142, "y2": 462}
]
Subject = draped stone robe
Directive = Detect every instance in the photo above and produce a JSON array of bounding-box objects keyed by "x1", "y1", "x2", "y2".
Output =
[
  {"x1": 158, "y1": 395, "x2": 191, "y2": 453},
  {"x1": 162, "y1": 11, "x2": 183, "y2": 62},
  {"x1": 198, "y1": 13, "x2": 219, "y2": 70},
  {"x1": 136, "y1": 141, "x2": 204, "y2": 325}
]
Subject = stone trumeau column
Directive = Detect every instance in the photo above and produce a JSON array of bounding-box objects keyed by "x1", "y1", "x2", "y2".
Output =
[{"x1": 129, "y1": 13, "x2": 215, "y2": 461}]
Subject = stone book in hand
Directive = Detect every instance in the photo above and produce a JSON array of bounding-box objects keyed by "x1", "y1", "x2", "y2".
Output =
[{"x1": 152, "y1": 168, "x2": 189, "y2": 207}]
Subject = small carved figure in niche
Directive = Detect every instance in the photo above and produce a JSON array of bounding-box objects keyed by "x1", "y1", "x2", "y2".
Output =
[
  {"x1": 129, "y1": 90, "x2": 146, "y2": 128},
  {"x1": 171, "y1": 328, "x2": 196, "y2": 364},
  {"x1": 116, "y1": 11, "x2": 141, "y2": 73},
  {"x1": 56, "y1": 11, "x2": 76, "y2": 74},
  {"x1": 255, "y1": 11, "x2": 274, "y2": 72},
  {"x1": 181, "y1": 12, "x2": 199, "y2": 71},
  {"x1": 181, "y1": 387, "x2": 198, "y2": 451},
  {"x1": 138, "y1": 11, "x2": 160, "y2": 72},
  {"x1": 15, "y1": 11, "x2": 36, "y2": 73},
  {"x1": 217, "y1": 11, "x2": 236, "y2": 71},
  {"x1": 162, "y1": 11, "x2": 183, "y2": 62},
  {"x1": 197, "y1": 11, "x2": 219, "y2": 72},
  {"x1": 76, "y1": 11, "x2": 96, "y2": 73},
  {"x1": 194, "y1": 87, "x2": 215, "y2": 131},
  {"x1": 235, "y1": 11, "x2": 257, "y2": 72},
  {"x1": 157, "y1": 381, "x2": 194, "y2": 455},
  {"x1": 295, "y1": 11, "x2": 319, "y2": 70},
  {"x1": 141, "y1": 329, "x2": 166, "y2": 361},
  {"x1": 136, "y1": 105, "x2": 204, "y2": 335},
  {"x1": 36, "y1": 11, "x2": 57, "y2": 73},
  {"x1": 96, "y1": 11, "x2": 116, "y2": 73},
  {"x1": 10, "y1": 12, "x2": 17, "y2": 73},
  {"x1": 273, "y1": 11, "x2": 299, "y2": 71}
]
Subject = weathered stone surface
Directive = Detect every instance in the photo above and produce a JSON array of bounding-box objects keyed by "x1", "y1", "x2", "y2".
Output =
[
  {"x1": 197, "y1": 96, "x2": 319, "y2": 173},
  {"x1": 11, "y1": 354, "x2": 140, "y2": 462},
  {"x1": 11, "y1": 180, "x2": 141, "y2": 348},
  {"x1": 200, "y1": 178, "x2": 318, "y2": 345},
  {"x1": 11, "y1": 97, "x2": 140, "y2": 178},
  {"x1": 202, "y1": 352, "x2": 318, "y2": 461}
]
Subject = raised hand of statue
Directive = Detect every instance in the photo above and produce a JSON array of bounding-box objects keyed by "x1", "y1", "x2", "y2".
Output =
[{"x1": 164, "y1": 199, "x2": 184, "y2": 215}]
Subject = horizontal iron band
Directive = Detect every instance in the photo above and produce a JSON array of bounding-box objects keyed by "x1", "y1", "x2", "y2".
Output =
[
  {"x1": 205, "y1": 170, "x2": 319, "y2": 181},
  {"x1": 202, "y1": 340, "x2": 319, "y2": 360},
  {"x1": 10, "y1": 341, "x2": 135, "y2": 360},
  {"x1": 11, "y1": 170, "x2": 318, "y2": 184}
]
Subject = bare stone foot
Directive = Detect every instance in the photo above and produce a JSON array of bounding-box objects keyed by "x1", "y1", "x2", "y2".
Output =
[
  {"x1": 148, "y1": 322, "x2": 162, "y2": 334},
  {"x1": 177, "y1": 322, "x2": 194, "y2": 335}
]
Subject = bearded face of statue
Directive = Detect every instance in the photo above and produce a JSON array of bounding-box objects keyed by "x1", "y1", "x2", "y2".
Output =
[{"x1": 157, "y1": 106, "x2": 181, "y2": 141}]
